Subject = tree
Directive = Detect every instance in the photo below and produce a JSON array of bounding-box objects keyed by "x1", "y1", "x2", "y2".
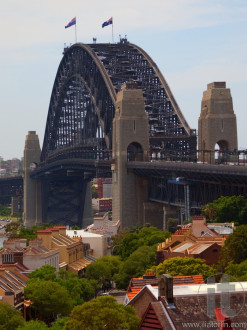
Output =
[
  {"x1": 96, "y1": 256, "x2": 122, "y2": 278},
  {"x1": 29, "y1": 265, "x2": 97, "y2": 306},
  {"x1": 64, "y1": 296, "x2": 140, "y2": 330},
  {"x1": 111, "y1": 228, "x2": 130, "y2": 254},
  {"x1": 85, "y1": 260, "x2": 112, "y2": 288},
  {"x1": 58, "y1": 269, "x2": 98, "y2": 303},
  {"x1": 79, "y1": 278, "x2": 98, "y2": 301},
  {"x1": 24, "y1": 279, "x2": 73, "y2": 322},
  {"x1": 114, "y1": 226, "x2": 171, "y2": 260},
  {"x1": 91, "y1": 185, "x2": 98, "y2": 199},
  {"x1": 167, "y1": 218, "x2": 179, "y2": 233},
  {"x1": 5, "y1": 221, "x2": 20, "y2": 238},
  {"x1": 202, "y1": 195, "x2": 247, "y2": 224},
  {"x1": 29, "y1": 264, "x2": 57, "y2": 281},
  {"x1": 50, "y1": 317, "x2": 69, "y2": 330},
  {"x1": 148, "y1": 256, "x2": 214, "y2": 280},
  {"x1": 85, "y1": 256, "x2": 121, "y2": 290},
  {"x1": 17, "y1": 320, "x2": 48, "y2": 330},
  {"x1": 225, "y1": 260, "x2": 247, "y2": 281},
  {"x1": 0, "y1": 301, "x2": 25, "y2": 330},
  {"x1": 219, "y1": 225, "x2": 247, "y2": 265},
  {"x1": 202, "y1": 203, "x2": 217, "y2": 222},
  {"x1": 114, "y1": 245, "x2": 156, "y2": 289},
  {"x1": 71, "y1": 225, "x2": 80, "y2": 230},
  {"x1": 0, "y1": 206, "x2": 11, "y2": 217},
  {"x1": 18, "y1": 227, "x2": 38, "y2": 243}
]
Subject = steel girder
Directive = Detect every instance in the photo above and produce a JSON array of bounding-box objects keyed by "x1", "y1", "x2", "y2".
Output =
[
  {"x1": 41, "y1": 39, "x2": 196, "y2": 162},
  {"x1": 0, "y1": 176, "x2": 23, "y2": 198}
]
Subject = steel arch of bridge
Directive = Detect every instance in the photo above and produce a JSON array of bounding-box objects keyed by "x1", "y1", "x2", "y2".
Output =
[{"x1": 41, "y1": 38, "x2": 196, "y2": 162}]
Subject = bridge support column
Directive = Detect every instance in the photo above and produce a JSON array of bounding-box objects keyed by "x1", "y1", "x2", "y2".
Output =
[
  {"x1": 23, "y1": 131, "x2": 42, "y2": 228},
  {"x1": 198, "y1": 82, "x2": 238, "y2": 164},
  {"x1": 82, "y1": 179, "x2": 93, "y2": 227},
  {"x1": 143, "y1": 202, "x2": 164, "y2": 230},
  {"x1": 11, "y1": 197, "x2": 22, "y2": 216},
  {"x1": 112, "y1": 82, "x2": 150, "y2": 229}
]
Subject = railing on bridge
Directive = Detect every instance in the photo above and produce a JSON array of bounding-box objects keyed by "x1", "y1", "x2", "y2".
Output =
[
  {"x1": 150, "y1": 149, "x2": 247, "y2": 165},
  {"x1": 39, "y1": 145, "x2": 112, "y2": 167},
  {"x1": 36, "y1": 146, "x2": 247, "y2": 167}
]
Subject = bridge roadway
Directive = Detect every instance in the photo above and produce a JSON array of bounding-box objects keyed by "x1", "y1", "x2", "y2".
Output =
[
  {"x1": 29, "y1": 159, "x2": 112, "y2": 179},
  {"x1": 0, "y1": 175, "x2": 23, "y2": 200},
  {"x1": 1, "y1": 159, "x2": 247, "y2": 210},
  {"x1": 127, "y1": 160, "x2": 247, "y2": 184},
  {"x1": 127, "y1": 160, "x2": 247, "y2": 209}
]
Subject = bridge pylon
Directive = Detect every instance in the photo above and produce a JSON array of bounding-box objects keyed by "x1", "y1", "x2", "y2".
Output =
[
  {"x1": 112, "y1": 82, "x2": 150, "y2": 229},
  {"x1": 23, "y1": 131, "x2": 42, "y2": 228},
  {"x1": 198, "y1": 82, "x2": 238, "y2": 164}
]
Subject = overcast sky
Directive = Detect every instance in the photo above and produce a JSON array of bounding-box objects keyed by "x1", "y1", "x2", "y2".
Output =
[{"x1": 1, "y1": 0, "x2": 247, "y2": 160}]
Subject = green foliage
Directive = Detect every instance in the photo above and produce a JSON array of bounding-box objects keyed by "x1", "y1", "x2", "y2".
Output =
[
  {"x1": 85, "y1": 260, "x2": 112, "y2": 287},
  {"x1": 91, "y1": 185, "x2": 98, "y2": 199},
  {"x1": 111, "y1": 229, "x2": 130, "y2": 254},
  {"x1": 96, "y1": 256, "x2": 122, "y2": 277},
  {"x1": 219, "y1": 225, "x2": 247, "y2": 265},
  {"x1": 24, "y1": 279, "x2": 73, "y2": 321},
  {"x1": 202, "y1": 203, "x2": 217, "y2": 222},
  {"x1": 79, "y1": 278, "x2": 98, "y2": 301},
  {"x1": 114, "y1": 245, "x2": 156, "y2": 289},
  {"x1": 50, "y1": 317, "x2": 69, "y2": 330},
  {"x1": 64, "y1": 296, "x2": 140, "y2": 330},
  {"x1": 167, "y1": 218, "x2": 179, "y2": 233},
  {"x1": 18, "y1": 227, "x2": 38, "y2": 243},
  {"x1": 225, "y1": 260, "x2": 247, "y2": 281},
  {"x1": 17, "y1": 320, "x2": 48, "y2": 330},
  {"x1": 85, "y1": 256, "x2": 121, "y2": 287},
  {"x1": 29, "y1": 264, "x2": 57, "y2": 281},
  {"x1": 0, "y1": 301, "x2": 25, "y2": 330},
  {"x1": 148, "y1": 257, "x2": 214, "y2": 280},
  {"x1": 0, "y1": 206, "x2": 11, "y2": 216},
  {"x1": 71, "y1": 225, "x2": 80, "y2": 230},
  {"x1": 29, "y1": 265, "x2": 98, "y2": 306},
  {"x1": 114, "y1": 226, "x2": 171, "y2": 260},
  {"x1": 202, "y1": 195, "x2": 247, "y2": 224},
  {"x1": 5, "y1": 221, "x2": 20, "y2": 238}
]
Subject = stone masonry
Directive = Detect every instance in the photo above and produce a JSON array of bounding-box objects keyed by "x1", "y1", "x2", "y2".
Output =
[{"x1": 198, "y1": 82, "x2": 238, "y2": 163}]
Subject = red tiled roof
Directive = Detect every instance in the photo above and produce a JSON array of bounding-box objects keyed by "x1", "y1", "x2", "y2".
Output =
[{"x1": 127, "y1": 275, "x2": 204, "y2": 301}]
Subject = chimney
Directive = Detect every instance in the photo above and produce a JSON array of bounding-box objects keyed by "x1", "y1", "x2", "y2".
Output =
[
  {"x1": 143, "y1": 273, "x2": 156, "y2": 280},
  {"x1": 158, "y1": 274, "x2": 173, "y2": 304}
]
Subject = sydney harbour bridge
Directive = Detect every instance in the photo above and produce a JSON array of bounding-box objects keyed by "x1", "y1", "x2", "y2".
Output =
[
  {"x1": 1, "y1": 38, "x2": 247, "y2": 228},
  {"x1": 41, "y1": 38, "x2": 196, "y2": 162}
]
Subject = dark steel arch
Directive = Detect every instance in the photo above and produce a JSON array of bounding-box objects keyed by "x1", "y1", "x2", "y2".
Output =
[{"x1": 41, "y1": 38, "x2": 196, "y2": 162}]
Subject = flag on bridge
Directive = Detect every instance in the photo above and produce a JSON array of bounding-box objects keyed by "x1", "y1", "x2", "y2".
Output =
[
  {"x1": 65, "y1": 17, "x2": 76, "y2": 29},
  {"x1": 102, "y1": 17, "x2": 113, "y2": 28}
]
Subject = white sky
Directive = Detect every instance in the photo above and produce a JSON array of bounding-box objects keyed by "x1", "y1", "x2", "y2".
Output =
[{"x1": 1, "y1": 0, "x2": 247, "y2": 160}]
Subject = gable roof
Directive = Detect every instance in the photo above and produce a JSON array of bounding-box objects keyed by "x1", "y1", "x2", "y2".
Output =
[{"x1": 138, "y1": 301, "x2": 176, "y2": 330}]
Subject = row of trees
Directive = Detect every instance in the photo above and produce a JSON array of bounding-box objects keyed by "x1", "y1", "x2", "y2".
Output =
[
  {"x1": 202, "y1": 195, "x2": 247, "y2": 224},
  {"x1": 0, "y1": 264, "x2": 140, "y2": 329},
  {"x1": 0, "y1": 296, "x2": 140, "y2": 330}
]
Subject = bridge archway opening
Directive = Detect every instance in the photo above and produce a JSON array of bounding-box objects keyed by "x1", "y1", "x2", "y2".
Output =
[
  {"x1": 215, "y1": 140, "x2": 229, "y2": 163},
  {"x1": 127, "y1": 142, "x2": 143, "y2": 161}
]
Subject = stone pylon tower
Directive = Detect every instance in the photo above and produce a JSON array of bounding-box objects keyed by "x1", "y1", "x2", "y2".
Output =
[
  {"x1": 198, "y1": 82, "x2": 238, "y2": 163},
  {"x1": 112, "y1": 82, "x2": 150, "y2": 229},
  {"x1": 23, "y1": 131, "x2": 42, "y2": 228}
]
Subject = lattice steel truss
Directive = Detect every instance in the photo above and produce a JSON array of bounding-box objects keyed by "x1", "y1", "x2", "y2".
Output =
[{"x1": 41, "y1": 38, "x2": 196, "y2": 162}]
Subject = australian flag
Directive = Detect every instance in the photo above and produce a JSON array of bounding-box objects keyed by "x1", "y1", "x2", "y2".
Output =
[
  {"x1": 65, "y1": 17, "x2": 76, "y2": 29},
  {"x1": 102, "y1": 17, "x2": 113, "y2": 28}
]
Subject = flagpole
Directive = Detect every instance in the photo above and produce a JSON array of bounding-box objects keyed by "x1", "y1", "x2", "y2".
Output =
[
  {"x1": 75, "y1": 19, "x2": 77, "y2": 43},
  {"x1": 112, "y1": 17, "x2": 114, "y2": 43}
]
